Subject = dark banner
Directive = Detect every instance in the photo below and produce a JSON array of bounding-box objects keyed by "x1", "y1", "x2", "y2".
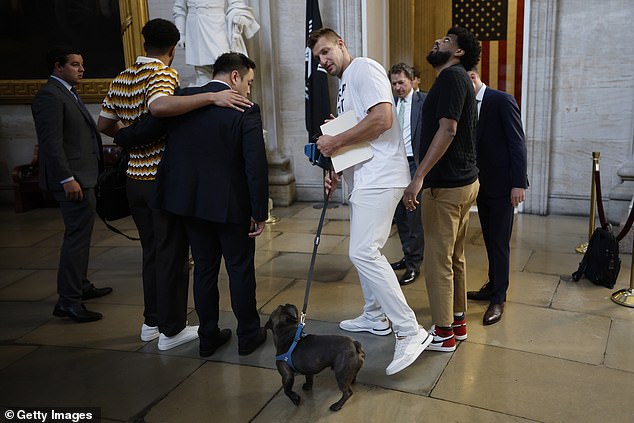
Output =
[{"x1": 305, "y1": 0, "x2": 331, "y2": 140}]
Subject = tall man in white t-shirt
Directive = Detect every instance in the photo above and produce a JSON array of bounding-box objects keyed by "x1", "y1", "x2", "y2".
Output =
[{"x1": 308, "y1": 28, "x2": 432, "y2": 376}]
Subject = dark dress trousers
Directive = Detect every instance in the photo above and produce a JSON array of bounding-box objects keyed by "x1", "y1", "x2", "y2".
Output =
[
  {"x1": 476, "y1": 87, "x2": 528, "y2": 305},
  {"x1": 111, "y1": 103, "x2": 188, "y2": 335},
  {"x1": 32, "y1": 78, "x2": 103, "y2": 306},
  {"x1": 155, "y1": 81, "x2": 269, "y2": 346},
  {"x1": 394, "y1": 90, "x2": 426, "y2": 271}
]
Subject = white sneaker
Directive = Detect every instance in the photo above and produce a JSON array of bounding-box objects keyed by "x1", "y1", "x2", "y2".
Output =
[
  {"x1": 339, "y1": 315, "x2": 392, "y2": 336},
  {"x1": 140, "y1": 324, "x2": 160, "y2": 342},
  {"x1": 158, "y1": 325, "x2": 199, "y2": 351},
  {"x1": 385, "y1": 326, "x2": 432, "y2": 375}
]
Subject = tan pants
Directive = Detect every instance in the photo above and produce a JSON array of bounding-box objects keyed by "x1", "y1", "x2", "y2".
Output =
[{"x1": 422, "y1": 180, "x2": 479, "y2": 327}]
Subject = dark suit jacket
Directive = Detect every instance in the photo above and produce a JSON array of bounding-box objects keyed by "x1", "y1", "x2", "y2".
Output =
[
  {"x1": 410, "y1": 91, "x2": 427, "y2": 163},
  {"x1": 155, "y1": 81, "x2": 269, "y2": 224},
  {"x1": 32, "y1": 77, "x2": 103, "y2": 191},
  {"x1": 476, "y1": 87, "x2": 528, "y2": 198},
  {"x1": 395, "y1": 90, "x2": 427, "y2": 163}
]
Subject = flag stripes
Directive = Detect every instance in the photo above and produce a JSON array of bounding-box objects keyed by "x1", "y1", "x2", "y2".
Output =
[{"x1": 452, "y1": 0, "x2": 524, "y2": 103}]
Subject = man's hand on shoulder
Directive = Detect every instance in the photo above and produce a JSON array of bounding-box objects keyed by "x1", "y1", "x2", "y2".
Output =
[{"x1": 210, "y1": 90, "x2": 253, "y2": 112}]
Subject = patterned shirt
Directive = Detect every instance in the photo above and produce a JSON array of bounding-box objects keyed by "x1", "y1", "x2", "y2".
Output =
[{"x1": 100, "y1": 56, "x2": 179, "y2": 180}]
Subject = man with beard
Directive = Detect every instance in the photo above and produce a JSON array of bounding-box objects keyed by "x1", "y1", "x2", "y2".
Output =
[
  {"x1": 403, "y1": 27, "x2": 481, "y2": 352},
  {"x1": 309, "y1": 28, "x2": 432, "y2": 376}
]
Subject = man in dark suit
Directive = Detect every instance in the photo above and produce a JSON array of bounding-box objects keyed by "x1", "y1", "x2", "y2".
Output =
[
  {"x1": 155, "y1": 52, "x2": 269, "y2": 357},
  {"x1": 32, "y1": 46, "x2": 112, "y2": 323},
  {"x1": 389, "y1": 63, "x2": 426, "y2": 286},
  {"x1": 466, "y1": 69, "x2": 528, "y2": 325}
]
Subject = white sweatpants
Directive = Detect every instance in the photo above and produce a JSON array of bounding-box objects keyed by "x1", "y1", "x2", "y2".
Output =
[{"x1": 348, "y1": 187, "x2": 420, "y2": 337}]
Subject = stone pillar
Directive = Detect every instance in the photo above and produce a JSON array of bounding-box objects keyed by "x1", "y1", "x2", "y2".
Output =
[
  {"x1": 609, "y1": 100, "x2": 634, "y2": 224},
  {"x1": 523, "y1": 0, "x2": 557, "y2": 215},
  {"x1": 249, "y1": 0, "x2": 296, "y2": 206},
  {"x1": 608, "y1": 160, "x2": 634, "y2": 225}
]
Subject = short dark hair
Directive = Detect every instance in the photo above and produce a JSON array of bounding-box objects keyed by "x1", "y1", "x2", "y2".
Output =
[
  {"x1": 389, "y1": 63, "x2": 415, "y2": 80},
  {"x1": 212, "y1": 52, "x2": 256, "y2": 77},
  {"x1": 46, "y1": 45, "x2": 81, "y2": 74},
  {"x1": 142, "y1": 18, "x2": 180, "y2": 54},
  {"x1": 413, "y1": 67, "x2": 421, "y2": 79},
  {"x1": 307, "y1": 27, "x2": 341, "y2": 49},
  {"x1": 447, "y1": 26, "x2": 481, "y2": 71}
]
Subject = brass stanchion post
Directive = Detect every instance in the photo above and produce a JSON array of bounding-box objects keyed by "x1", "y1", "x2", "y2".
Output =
[
  {"x1": 576, "y1": 152, "x2": 601, "y2": 253},
  {"x1": 266, "y1": 198, "x2": 279, "y2": 224},
  {"x1": 611, "y1": 234, "x2": 634, "y2": 308}
]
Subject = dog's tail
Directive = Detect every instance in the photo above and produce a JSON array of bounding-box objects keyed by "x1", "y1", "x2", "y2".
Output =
[{"x1": 354, "y1": 340, "x2": 366, "y2": 361}]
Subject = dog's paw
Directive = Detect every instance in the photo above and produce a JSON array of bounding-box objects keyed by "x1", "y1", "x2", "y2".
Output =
[
  {"x1": 289, "y1": 392, "x2": 301, "y2": 406},
  {"x1": 302, "y1": 382, "x2": 313, "y2": 391}
]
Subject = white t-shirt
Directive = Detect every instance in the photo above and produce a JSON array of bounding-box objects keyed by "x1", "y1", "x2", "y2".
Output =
[{"x1": 336, "y1": 57, "x2": 410, "y2": 191}]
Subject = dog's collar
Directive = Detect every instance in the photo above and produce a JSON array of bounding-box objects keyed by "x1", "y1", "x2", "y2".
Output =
[{"x1": 275, "y1": 323, "x2": 307, "y2": 372}]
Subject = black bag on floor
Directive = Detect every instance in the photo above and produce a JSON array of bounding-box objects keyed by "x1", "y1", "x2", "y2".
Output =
[{"x1": 572, "y1": 227, "x2": 620, "y2": 288}]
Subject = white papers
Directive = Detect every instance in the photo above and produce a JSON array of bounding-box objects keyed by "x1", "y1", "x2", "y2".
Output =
[{"x1": 320, "y1": 111, "x2": 373, "y2": 172}]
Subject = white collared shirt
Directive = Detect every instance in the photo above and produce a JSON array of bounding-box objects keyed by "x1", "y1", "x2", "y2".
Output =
[
  {"x1": 397, "y1": 89, "x2": 414, "y2": 157},
  {"x1": 475, "y1": 83, "x2": 487, "y2": 119}
]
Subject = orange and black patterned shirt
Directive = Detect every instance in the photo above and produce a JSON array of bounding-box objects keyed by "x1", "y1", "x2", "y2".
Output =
[{"x1": 100, "y1": 56, "x2": 179, "y2": 180}]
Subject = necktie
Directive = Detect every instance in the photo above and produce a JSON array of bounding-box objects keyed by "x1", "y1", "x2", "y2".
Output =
[
  {"x1": 476, "y1": 99, "x2": 481, "y2": 120},
  {"x1": 398, "y1": 99, "x2": 405, "y2": 130}
]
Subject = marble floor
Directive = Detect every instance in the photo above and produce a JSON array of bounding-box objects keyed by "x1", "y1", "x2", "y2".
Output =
[{"x1": 0, "y1": 203, "x2": 633, "y2": 423}]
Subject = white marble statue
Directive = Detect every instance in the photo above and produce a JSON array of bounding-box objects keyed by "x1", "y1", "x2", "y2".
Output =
[{"x1": 173, "y1": 0, "x2": 260, "y2": 86}]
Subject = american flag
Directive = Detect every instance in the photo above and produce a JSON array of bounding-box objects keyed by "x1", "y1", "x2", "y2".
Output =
[{"x1": 452, "y1": 0, "x2": 525, "y2": 104}]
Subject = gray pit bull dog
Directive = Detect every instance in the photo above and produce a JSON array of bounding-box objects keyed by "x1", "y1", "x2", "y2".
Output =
[{"x1": 265, "y1": 304, "x2": 365, "y2": 411}]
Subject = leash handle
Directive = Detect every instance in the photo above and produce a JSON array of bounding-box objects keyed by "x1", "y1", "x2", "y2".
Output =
[{"x1": 302, "y1": 188, "x2": 330, "y2": 317}]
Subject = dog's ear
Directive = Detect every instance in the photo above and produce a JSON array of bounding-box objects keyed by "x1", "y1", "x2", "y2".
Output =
[
  {"x1": 282, "y1": 304, "x2": 299, "y2": 324},
  {"x1": 264, "y1": 317, "x2": 273, "y2": 331}
]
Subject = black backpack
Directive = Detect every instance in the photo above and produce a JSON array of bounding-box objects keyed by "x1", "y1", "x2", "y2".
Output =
[{"x1": 572, "y1": 227, "x2": 621, "y2": 289}]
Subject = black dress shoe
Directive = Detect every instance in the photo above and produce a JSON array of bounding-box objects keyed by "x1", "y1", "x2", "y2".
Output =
[
  {"x1": 82, "y1": 285, "x2": 113, "y2": 300},
  {"x1": 483, "y1": 303, "x2": 504, "y2": 325},
  {"x1": 390, "y1": 258, "x2": 407, "y2": 270},
  {"x1": 53, "y1": 303, "x2": 102, "y2": 323},
  {"x1": 200, "y1": 329, "x2": 232, "y2": 357},
  {"x1": 399, "y1": 269, "x2": 419, "y2": 286},
  {"x1": 467, "y1": 281, "x2": 493, "y2": 301},
  {"x1": 238, "y1": 327, "x2": 267, "y2": 356}
]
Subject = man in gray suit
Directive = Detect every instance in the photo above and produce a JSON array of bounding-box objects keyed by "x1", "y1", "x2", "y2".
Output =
[
  {"x1": 389, "y1": 63, "x2": 426, "y2": 286},
  {"x1": 32, "y1": 46, "x2": 112, "y2": 323}
]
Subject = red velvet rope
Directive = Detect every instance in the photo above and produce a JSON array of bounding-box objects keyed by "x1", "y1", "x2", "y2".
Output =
[
  {"x1": 594, "y1": 167, "x2": 634, "y2": 241},
  {"x1": 594, "y1": 169, "x2": 608, "y2": 229}
]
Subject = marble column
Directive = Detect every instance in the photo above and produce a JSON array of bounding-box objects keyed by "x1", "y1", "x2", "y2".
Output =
[
  {"x1": 249, "y1": 0, "x2": 296, "y2": 206},
  {"x1": 523, "y1": 0, "x2": 557, "y2": 215}
]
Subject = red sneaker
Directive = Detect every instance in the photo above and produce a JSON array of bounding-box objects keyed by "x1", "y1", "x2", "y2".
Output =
[
  {"x1": 427, "y1": 325, "x2": 456, "y2": 352},
  {"x1": 452, "y1": 317, "x2": 467, "y2": 341}
]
